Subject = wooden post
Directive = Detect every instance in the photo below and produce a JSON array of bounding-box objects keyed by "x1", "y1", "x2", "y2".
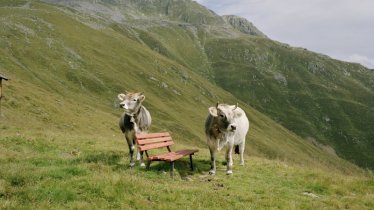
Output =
[
  {"x1": 0, "y1": 78, "x2": 3, "y2": 117},
  {"x1": 0, "y1": 74, "x2": 9, "y2": 118},
  {"x1": 0, "y1": 78, "x2": 2, "y2": 117},
  {"x1": 0, "y1": 78, "x2": 3, "y2": 99}
]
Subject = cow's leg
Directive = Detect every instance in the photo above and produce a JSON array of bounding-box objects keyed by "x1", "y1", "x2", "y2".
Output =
[
  {"x1": 128, "y1": 144, "x2": 135, "y2": 167},
  {"x1": 134, "y1": 138, "x2": 145, "y2": 167},
  {"x1": 225, "y1": 144, "x2": 234, "y2": 175},
  {"x1": 125, "y1": 134, "x2": 135, "y2": 167},
  {"x1": 209, "y1": 147, "x2": 217, "y2": 175},
  {"x1": 136, "y1": 129, "x2": 146, "y2": 167},
  {"x1": 239, "y1": 141, "x2": 245, "y2": 166},
  {"x1": 139, "y1": 151, "x2": 145, "y2": 167}
]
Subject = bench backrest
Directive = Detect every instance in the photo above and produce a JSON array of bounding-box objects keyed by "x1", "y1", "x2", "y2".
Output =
[{"x1": 135, "y1": 132, "x2": 174, "y2": 152}]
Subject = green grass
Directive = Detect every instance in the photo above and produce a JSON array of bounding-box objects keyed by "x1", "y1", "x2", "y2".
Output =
[
  {"x1": 0, "y1": 1, "x2": 372, "y2": 209},
  {"x1": 0, "y1": 1, "x2": 359, "y2": 171},
  {"x1": 106, "y1": 2, "x2": 374, "y2": 168},
  {"x1": 203, "y1": 37, "x2": 374, "y2": 168},
  {"x1": 0, "y1": 134, "x2": 373, "y2": 209}
]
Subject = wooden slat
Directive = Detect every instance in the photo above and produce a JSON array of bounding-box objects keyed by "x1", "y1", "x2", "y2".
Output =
[
  {"x1": 163, "y1": 150, "x2": 198, "y2": 161},
  {"x1": 136, "y1": 132, "x2": 170, "y2": 140},
  {"x1": 138, "y1": 141, "x2": 174, "y2": 151},
  {"x1": 150, "y1": 152, "x2": 183, "y2": 161},
  {"x1": 137, "y1": 136, "x2": 173, "y2": 145},
  {"x1": 174, "y1": 149, "x2": 199, "y2": 156},
  {"x1": 148, "y1": 149, "x2": 199, "y2": 161},
  {"x1": 148, "y1": 152, "x2": 177, "y2": 161}
]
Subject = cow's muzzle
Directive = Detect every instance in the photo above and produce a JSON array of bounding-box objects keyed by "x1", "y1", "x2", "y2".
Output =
[
  {"x1": 229, "y1": 124, "x2": 236, "y2": 132},
  {"x1": 119, "y1": 102, "x2": 128, "y2": 110}
]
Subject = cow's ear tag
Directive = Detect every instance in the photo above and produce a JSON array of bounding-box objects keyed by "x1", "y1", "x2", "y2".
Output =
[{"x1": 209, "y1": 107, "x2": 218, "y2": 117}]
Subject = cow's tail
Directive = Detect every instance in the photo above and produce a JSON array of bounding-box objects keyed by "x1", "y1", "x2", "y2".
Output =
[{"x1": 234, "y1": 145, "x2": 240, "y2": 154}]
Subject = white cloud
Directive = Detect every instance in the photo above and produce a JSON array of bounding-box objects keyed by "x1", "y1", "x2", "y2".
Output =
[
  {"x1": 195, "y1": 0, "x2": 374, "y2": 69},
  {"x1": 347, "y1": 54, "x2": 374, "y2": 69}
]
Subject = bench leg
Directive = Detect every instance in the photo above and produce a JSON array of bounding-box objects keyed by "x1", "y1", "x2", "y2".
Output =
[
  {"x1": 170, "y1": 161, "x2": 174, "y2": 177},
  {"x1": 146, "y1": 160, "x2": 151, "y2": 170},
  {"x1": 189, "y1": 154, "x2": 194, "y2": 171}
]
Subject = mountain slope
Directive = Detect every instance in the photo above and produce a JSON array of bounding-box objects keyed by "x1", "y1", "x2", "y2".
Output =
[
  {"x1": 44, "y1": 0, "x2": 374, "y2": 168},
  {"x1": 0, "y1": 1, "x2": 360, "y2": 172},
  {"x1": 1, "y1": 1, "x2": 373, "y2": 209},
  {"x1": 204, "y1": 36, "x2": 374, "y2": 168}
]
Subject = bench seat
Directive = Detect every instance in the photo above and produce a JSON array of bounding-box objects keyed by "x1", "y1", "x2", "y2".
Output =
[
  {"x1": 148, "y1": 149, "x2": 199, "y2": 162},
  {"x1": 136, "y1": 132, "x2": 199, "y2": 176}
]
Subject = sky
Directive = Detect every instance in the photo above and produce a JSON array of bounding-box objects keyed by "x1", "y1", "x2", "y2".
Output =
[{"x1": 195, "y1": 0, "x2": 374, "y2": 69}]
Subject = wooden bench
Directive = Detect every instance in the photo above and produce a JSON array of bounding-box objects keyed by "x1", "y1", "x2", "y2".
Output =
[{"x1": 135, "y1": 132, "x2": 199, "y2": 176}]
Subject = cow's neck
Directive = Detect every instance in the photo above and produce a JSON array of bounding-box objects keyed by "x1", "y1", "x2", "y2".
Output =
[
  {"x1": 212, "y1": 123, "x2": 223, "y2": 138},
  {"x1": 126, "y1": 106, "x2": 143, "y2": 124}
]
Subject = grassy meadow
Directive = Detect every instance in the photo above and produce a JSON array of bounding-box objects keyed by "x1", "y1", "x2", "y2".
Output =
[
  {"x1": 0, "y1": 1, "x2": 373, "y2": 209},
  {"x1": 0, "y1": 133, "x2": 373, "y2": 209}
]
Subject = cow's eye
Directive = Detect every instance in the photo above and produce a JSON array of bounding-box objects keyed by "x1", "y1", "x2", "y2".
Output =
[
  {"x1": 132, "y1": 98, "x2": 137, "y2": 102},
  {"x1": 219, "y1": 114, "x2": 225, "y2": 118}
]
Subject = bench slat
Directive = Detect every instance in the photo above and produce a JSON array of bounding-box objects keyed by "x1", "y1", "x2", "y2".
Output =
[
  {"x1": 149, "y1": 152, "x2": 179, "y2": 160},
  {"x1": 137, "y1": 136, "x2": 173, "y2": 145},
  {"x1": 174, "y1": 149, "x2": 199, "y2": 156},
  {"x1": 148, "y1": 149, "x2": 198, "y2": 161},
  {"x1": 149, "y1": 152, "x2": 184, "y2": 162},
  {"x1": 164, "y1": 150, "x2": 198, "y2": 161},
  {"x1": 138, "y1": 141, "x2": 174, "y2": 151},
  {"x1": 136, "y1": 132, "x2": 170, "y2": 140}
]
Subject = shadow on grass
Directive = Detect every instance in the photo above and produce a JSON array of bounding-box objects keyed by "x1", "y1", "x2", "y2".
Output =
[
  {"x1": 139, "y1": 158, "x2": 212, "y2": 178},
  {"x1": 75, "y1": 151, "x2": 213, "y2": 178}
]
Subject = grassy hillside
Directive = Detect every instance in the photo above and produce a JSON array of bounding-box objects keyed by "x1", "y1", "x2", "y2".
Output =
[
  {"x1": 0, "y1": 1, "x2": 372, "y2": 209},
  {"x1": 204, "y1": 37, "x2": 374, "y2": 168},
  {"x1": 0, "y1": 1, "x2": 359, "y2": 170},
  {"x1": 1, "y1": 135, "x2": 373, "y2": 209},
  {"x1": 79, "y1": 0, "x2": 374, "y2": 168}
]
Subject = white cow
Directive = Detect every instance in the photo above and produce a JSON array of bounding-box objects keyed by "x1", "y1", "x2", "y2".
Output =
[
  {"x1": 118, "y1": 91, "x2": 152, "y2": 167},
  {"x1": 205, "y1": 103, "x2": 249, "y2": 175}
]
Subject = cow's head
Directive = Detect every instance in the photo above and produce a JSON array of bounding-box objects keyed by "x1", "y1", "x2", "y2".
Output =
[
  {"x1": 209, "y1": 103, "x2": 242, "y2": 132},
  {"x1": 117, "y1": 91, "x2": 146, "y2": 114}
]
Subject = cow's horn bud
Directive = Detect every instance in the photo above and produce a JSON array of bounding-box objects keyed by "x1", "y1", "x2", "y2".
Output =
[
  {"x1": 216, "y1": 102, "x2": 219, "y2": 108},
  {"x1": 233, "y1": 103, "x2": 238, "y2": 110}
]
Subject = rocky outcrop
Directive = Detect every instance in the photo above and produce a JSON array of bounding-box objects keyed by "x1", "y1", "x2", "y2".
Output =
[{"x1": 223, "y1": 15, "x2": 267, "y2": 38}]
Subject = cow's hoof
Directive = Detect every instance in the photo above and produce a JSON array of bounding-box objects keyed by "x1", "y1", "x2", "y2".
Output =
[
  {"x1": 226, "y1": 170, "x2": 233, "y2": 175},
  {"x1": 239, "y1": 162, "x2": 244, "y2": 166},
  {"x1": 129, "y1": 162, "x2": 135, "y2": 167},
  {"x1": 209, "y1": 170, "x2": 216, "y2": 175},
  {"x1": 140, "y1": 163, "x2": 146, "y2": 167}
]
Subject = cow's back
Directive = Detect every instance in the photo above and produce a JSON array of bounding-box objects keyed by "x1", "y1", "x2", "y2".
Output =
[
  {"x1": 137, "y1": 106, "x2": 152, "y2": 132},
  {"x1": 233, "y1": 108, "x2": 249, "y2": 144}
]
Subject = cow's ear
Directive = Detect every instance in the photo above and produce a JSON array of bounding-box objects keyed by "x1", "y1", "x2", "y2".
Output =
[
  {"x1": 209, "y1": 107, "x2": 218, "y2": 117},
  {"x1": 139, "y1": 94, "x2": 145, "y2": 102},
  {"x1": 118, "y1": 93, "x2": 126, "y2": 101}
]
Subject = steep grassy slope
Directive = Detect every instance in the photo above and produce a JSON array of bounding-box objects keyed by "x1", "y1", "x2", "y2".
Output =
[
  {"x1": 0, "y1": 1, "x2": 372, "y2": 209},
  {"x1": 204, "y1": 37, "x2": 374, "y2": 168},
  {"x1": 0, "y1": 1, "x2": 359, "y2": 171},
  {"x1": 128, "y1": 22, "x2": 374, "y2": 168},
  {"x1": 62, "y1": 0, "x2": 374, "y2": 168}
]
